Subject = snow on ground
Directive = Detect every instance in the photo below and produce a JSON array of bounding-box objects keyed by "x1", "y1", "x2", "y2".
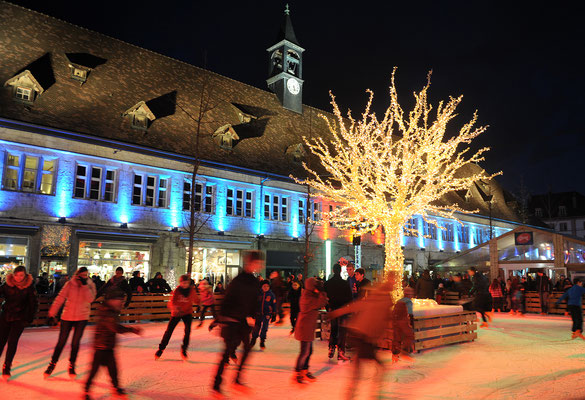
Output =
[{"x1": 2, "y1": 313, "x2": 585, "y2": 400}]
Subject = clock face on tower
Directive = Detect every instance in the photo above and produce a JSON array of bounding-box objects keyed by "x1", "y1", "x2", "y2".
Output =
[{"x1": 287, "y1": 77, "x2": 300, "y2": 95}]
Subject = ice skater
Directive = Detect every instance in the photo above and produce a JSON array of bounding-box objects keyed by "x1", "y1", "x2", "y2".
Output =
[
  {"x1": 250, "y1": 280, "x2": 276, "y2": 349},
  {"x1": 392, "y1": 285, "x2": 415, "y2": 362},
  {"x1": 468, "y1": 267, "x2": 492, "y2": 327},
  {"x1": 287, "y1": 280, "x2": 301, "y2": 334},
  {"x1": 155, "y1": 274, "x2": 199, "y2": 360},
  {"x1": 44, "y1": 267, "x2": 97, "y2": 379},
  {"x1": 197, "y1": 279, "x2": 216, "y2": 327},
  {"x1": 84, "y1": 288, "x2": 141, "y2": 399},
  {"x1": 555, "y1": 278, "x2": 585, "y2": 339},
  {"x1": 327, "y1": 279, "x2": 394, "y2": 399},
  {"x1": 293, "y1": 277, "x2": 328, "y2": 383},
  {"x1": 212, "y1": 250, "x2": 263, "y2": 396},
  {"x1": 0, "y1": 265, "x2": 37, "y2": 379},
  {"x1": 324, "y1": 263, "x2": 352, "y2": 361}
]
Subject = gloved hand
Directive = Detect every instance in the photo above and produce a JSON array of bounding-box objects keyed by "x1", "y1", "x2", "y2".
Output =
[{"x1": 47, "y1": 316, "x2": 58, "y2": 326}]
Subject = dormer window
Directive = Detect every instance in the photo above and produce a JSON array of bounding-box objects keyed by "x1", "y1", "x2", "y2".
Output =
[
  {"x1": 69, "y1": 65, "x2": 89, "y2": 82},
  {"x1": 15, "y1": 87, "x2": 33, "y2": 101},
  {"x1": 4, "y1": 70, "x2": 44, "y2": 104},
  {"x1": 122, "y1": 101, "x2": 156, "y2": 131},
  {"x1": 213, "y1": 124, "x2": 239, "y2": 150}
]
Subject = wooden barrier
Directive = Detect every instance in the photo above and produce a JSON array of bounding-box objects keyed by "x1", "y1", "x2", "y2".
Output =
[
  {"x1": 524, "y1": 291, "x2": 577, "y2": 315},
  {"x1": 30, "y1": 293, "x2": 224, "y2": 326}
]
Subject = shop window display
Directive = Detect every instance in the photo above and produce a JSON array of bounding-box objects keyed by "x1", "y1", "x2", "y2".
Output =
[
  {"x1": 188, "y1": 248, "x2": 240, "y2": 285},
  {"x1": 78, "y1": 241, "x2": 150, "y2": 281},
  {"x1": 0, "y1": 236, "x2": 28, "y2": 281}
]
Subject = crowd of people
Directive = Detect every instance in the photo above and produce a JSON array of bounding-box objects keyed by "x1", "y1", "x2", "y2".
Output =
[{"x1": 0, "y1": 260, "x2": 584, "y2": 398}]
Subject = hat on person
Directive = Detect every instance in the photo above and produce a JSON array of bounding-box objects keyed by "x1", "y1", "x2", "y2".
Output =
[{"x1": 260, "y1": 280, "x2": 270, "y2": 287}]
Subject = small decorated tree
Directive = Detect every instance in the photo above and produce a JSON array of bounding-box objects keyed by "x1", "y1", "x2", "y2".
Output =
[{"x1": 294, "y1": 69, "x2": 498, "y2": 300}]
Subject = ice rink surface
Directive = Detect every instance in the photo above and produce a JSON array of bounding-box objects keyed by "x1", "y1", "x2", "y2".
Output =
[{"x1": 2, "y1": 313, "x2": 585, "y2": 399}]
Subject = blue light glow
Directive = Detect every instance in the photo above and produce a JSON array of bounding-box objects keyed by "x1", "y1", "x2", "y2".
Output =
[{"x1": 418, "y1": 216, "x2": 425, "y2": 248}]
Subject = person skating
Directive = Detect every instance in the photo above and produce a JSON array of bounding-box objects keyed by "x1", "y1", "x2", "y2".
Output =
[
  {"x1": 392, "y1": 286, "x2": 415, "y2": 363},
  {"x1": 250, "y1": 280, "x2": 276, "y2": 349},
  {"x1": 44, "y1": 267, "x2": 97, "y2": 379},
  {"x1": 155, "y1": 274, "x2": 199, "y2": 360},
  {"x1": 287, "y1": 280, "x2": 302, "y2": 334},
  {"x1": 468, "y1": 267, "x2": 492, "y2": 327},
  {"x1": 212, "y1": 250, "x2": 262, "y2": 396},
  {"x1": 95, "y1": 267, "x2": 132, "y2": 308},
  {"x1": 555, "y1": 278, "x2": 585, "y2": 339},
  {"x1": 197, "y1": 280, "x2": 215, "y2": 327},
  {"x1": 269, "y1": 271, "x2": 285, "y2": 324},
  {"x1": 324, "y1": 263, "x2": 353, "y2": 361},
  {"x1": 293, "y1": 277, "x2": 328, "y2": 384},
  {"x1": 326, "y1": 279, "x2": 394, "y2": 399},
  {"x1": 0, "y1": 265, "x2": 38, "y2": 379},
  {"x1": 84, "y1": 288, "x2": 141, "y2": 399}
]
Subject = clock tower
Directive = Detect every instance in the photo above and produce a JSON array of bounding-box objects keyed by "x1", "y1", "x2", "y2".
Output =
[{"x1": 267, "y1": 4, "x2": 304, "y2": 114}]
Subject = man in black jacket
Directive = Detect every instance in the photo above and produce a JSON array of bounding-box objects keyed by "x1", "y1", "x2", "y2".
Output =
[
  {"x1": 355, "y1": 268, "x2": 371, "y2": 298},
  {"x1": 212, "y1": 250, "x2": 262, "y2": 395},
  {"x1": 324, "y1": 263, "x2": 353, "y2": 361}
]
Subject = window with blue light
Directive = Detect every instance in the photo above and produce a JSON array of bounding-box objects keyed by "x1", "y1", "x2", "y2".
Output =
[
  {"x1": 2, "y1": 152, "x2": 57, "y2": 195},
  {"x1": 131, "y1": 173, "x2": 169, "y2": 208},
  {"x1": 404, "y1": 217, "x2": 417, "y2": 236},
  {"x1": 298, "y1": 199, "x2": 306, "y2": 224},
  {"x1": 74, "y1": 163, "x2": 117, "y2": 202},
  {"x1": 310, "y1": 200, "x2": 321, "y2": 222},
  {"x1": 424, "y1": 220, "x2": 437, "y2": 240},
  {"x1": 227, "y1": 187, "x2": 254, "y2": 217},
  {"x1": 264, "y1": 193, "x2": 289, "y2": 221},
  {"x1": 183, "y1": 180, "x2": 215, "y2": 214},
  {"x1": 457, "y1": 224, "x2": 470, "y2": 244},
  {"x1": 441, "y1": 223, "x2": 454, "y2": 242}
]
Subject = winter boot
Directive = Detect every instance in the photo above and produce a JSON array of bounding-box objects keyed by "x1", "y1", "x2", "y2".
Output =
[
  {"x1": 303, "y1": 370, "x2": 317, "y2": 382},
  {"x1": 68, "y1": 363, "x2": 77, "y2": 379},
  {"x1": 260, "y1": 339, "x2": 266, "y2": 349},
  {"x1": 154, "y1": 349, "x2": 163, "y2": 360},
  {"x1": 43, "y1": 361, "x2": 56, "y2": 378},
  {"x1": 181, "y1": 347, "x2": 188, "y2": 360},
  {"x1": 328, "y1": 346, "x2": 335, "y2": 359},
  {"x1": 337, "y1": 351, "x2": 350, "y2": 361},
  {"x1": 2, "y1": 363, "x2": 11, "y2": 380}
]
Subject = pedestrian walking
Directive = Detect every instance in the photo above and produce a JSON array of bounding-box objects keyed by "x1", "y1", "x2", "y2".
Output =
[
  {"x1": 155, "y1": 274, "x2": 199, "y2": 360},
  {"x1": 212, "y1": 250, "x2": 262, "y2": 395},
  {"x1": 84, "y1": 288, "x2": 141, "y2": 399},
  {"x1": 324, "y1": 263, "x2": 353, "y2": 361},
  {"x1": 555, "y1": 278, "x2": 585, "y2": 339},
  {"x1": 293, "y1": 277, "x2": 328, "y2": 384},
  {"x1": 250, "y1": 280, "x2": 276, "y2": 349},
  {"x1": 44, "y1": 267, "x2": 97, "y2": 379},
  {"x1": 0, "y1": 265, "x2": 38, "y2": 379}
]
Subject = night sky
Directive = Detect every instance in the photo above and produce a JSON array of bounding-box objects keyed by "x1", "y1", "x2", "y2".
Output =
[{"x1": 9, "y1": 0, "x2": 585, "y2": 196}]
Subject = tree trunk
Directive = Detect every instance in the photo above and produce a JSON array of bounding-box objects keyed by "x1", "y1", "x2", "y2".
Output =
[{"x1": 383, "y1": 223, "x2": 404, "y2": 301}]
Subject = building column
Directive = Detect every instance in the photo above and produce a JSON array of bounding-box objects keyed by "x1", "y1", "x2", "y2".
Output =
[
  {"x1": 553, "y1": 233, "x2": 564, "y2": 269},
  {"x1": 489, "y1": 238, "x2": 499, "y2": 279}
]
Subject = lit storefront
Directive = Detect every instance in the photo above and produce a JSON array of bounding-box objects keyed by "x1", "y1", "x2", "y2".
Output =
[
  {"x1": 0, "y1": 235, "x2": 28, "y2": 276},
  {"x1": 186, "y1": 239, "x2": 251, "y2": 284},
  {"x1": 78, "y1": 240, "x2": 151, "y2": 281}
]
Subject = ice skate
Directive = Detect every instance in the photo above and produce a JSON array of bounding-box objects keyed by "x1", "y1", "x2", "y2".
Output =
[
  {"x1": 328, "y1": 346, "x2": 335, "y2": 359},
  {"x1": 43, "y1": 361, "x2": 56, "y2": 379},
  {"x1": 337, "y1": 351, "x2": 350, "y2": 362},
  {"x1": 260, "y1": 339, "x2": 266, "y2": 349},
  {"x1": 480, "y1": 322, "x2": 489, "y2": 328},
  {"x1": 112, "y1": 387, "x2": 129, "y2": 399},
  {"x1": 154, "y1": 349, "x2": 163, "y2": 360},
  {"x1": 232, "y1": 379, "x2": 252, "y2": 394},
  {"x1": 2, "y1": 363, "x2": 11, "y2": 380},
  {"x1": 303, "y1": 370, "x2": 317, "y2": 382},
  {"x1": 181, "y1": 347, "x2": 188, "y2": 360},
  {"x1": 68, "y1": 363, "x2": 77, "y2": 379},
  {"x1": 572, "y1": 330, "x2": 584, "y2": 339},
  {"x1": 293, "y1": 370, "x2": 305, "y2": 384}
]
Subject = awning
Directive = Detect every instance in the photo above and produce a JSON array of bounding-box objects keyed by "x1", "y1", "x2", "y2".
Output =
[{"x1": 0, "y1": 224, "x2": 40, "y2": 236}]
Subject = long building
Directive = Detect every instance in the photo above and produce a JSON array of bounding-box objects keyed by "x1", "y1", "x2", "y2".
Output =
[{"x1": 0, "y1": 2, "x2": 521, "y2": 284}]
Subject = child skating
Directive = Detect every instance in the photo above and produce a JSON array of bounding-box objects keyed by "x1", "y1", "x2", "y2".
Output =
[
  {"x1": 250, "y1": 280, "x2": 276, "y2": 349},
  {"x1": 155, "y1": 274, "x2": 199, "y2": 360}
]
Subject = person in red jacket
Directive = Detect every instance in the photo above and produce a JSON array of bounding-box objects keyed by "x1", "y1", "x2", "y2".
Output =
[{"x1": 155, "y1": 274, "x2": 199, "y2": 360}]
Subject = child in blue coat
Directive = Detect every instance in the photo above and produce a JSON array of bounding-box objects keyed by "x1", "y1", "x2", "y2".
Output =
[
  {"x1": 556, "y1": 278, "x2": 585, "y2": 339},
  {"x1": 250, "y1": 280, "x2": 276, "y2": 349}
]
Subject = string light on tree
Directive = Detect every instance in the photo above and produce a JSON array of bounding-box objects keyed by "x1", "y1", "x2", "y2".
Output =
[{"x1": 293, "y1": 68, "x2": 500, "y2": 301}]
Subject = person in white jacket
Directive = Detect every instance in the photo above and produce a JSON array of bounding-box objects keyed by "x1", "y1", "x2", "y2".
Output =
[{"x1": 44, "y1": 267, "x2": 96, "y2": 379}]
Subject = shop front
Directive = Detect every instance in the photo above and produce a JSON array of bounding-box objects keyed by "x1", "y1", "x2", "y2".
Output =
[
  {"x1": 0, "y1": 235, "x2": 28, "y2": 277},
  {"x1": 76, "y1": 230, "x2": 158, "y2": 281},
  {"x1": 185, "y1": 238, "x2": 252, "y2": 285}
]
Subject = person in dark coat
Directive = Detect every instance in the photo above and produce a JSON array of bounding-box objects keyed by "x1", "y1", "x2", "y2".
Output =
[
  {"x1": 536, "y1": 271, "x2": 552, "y2": 314},
  {"x1": 0, "y1": 265, "x2": 38, "y2": 379},
  {"x1": 35, "y1": 272, "x2": 50, "y2": 295},
  {"x1": 214, "y1": 282, "x2": 226, "y2": 294},
  {"x1": 287, "y1": 280, "x2": 302, "y2": 334},
  {"x1": 212, "y1": 250, "x2": 262, "y2": 395},
  {"x1": 91, "y1": 274, "x2": 104, "y2": 291},
  {"x1": 555, "y1": 278, "x2": 585, "y2": 339},
  {"x1": 468, "y1": 267, "x2": 492, "y2": 327},
  {"x1": 129, "y1": 271, "x2": 148, "y2": 294},
  {"x1": 269, "y1": 271, "x2": 285, "y2": 323},
  {"x1": 355, "y1": 268, "x2": 371, "y2": 298},
  {"x1": 84, "y1": 288, "x2": 141, "y2": 399},
  {"x1": 293, "y1": 277, "x2": 328, "y2": 383},
  {"x1": 324, "y1": 263, "x2": 353, "y2": 361},
  {"x1": 415, "y1": 270, "x2": 435, "y2": 299},
  {"x1": 147, "y1": 272, "x2": 172, "y2": 294},
  {"x1": 250, "y1": 280, "x2": 276, "y2": 349},
  {"x1": 95, "y1": 267, "x2": 132, "y2": 307}
]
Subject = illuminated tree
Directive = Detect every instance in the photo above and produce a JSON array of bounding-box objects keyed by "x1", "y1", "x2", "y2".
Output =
[{"x1": 294, "y1": 69, "x2": 499, "y2": 300}]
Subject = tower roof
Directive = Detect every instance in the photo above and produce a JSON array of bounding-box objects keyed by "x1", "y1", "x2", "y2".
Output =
[{"x1": 276, "y1": 4, "x2": 300, "y2": 46}]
